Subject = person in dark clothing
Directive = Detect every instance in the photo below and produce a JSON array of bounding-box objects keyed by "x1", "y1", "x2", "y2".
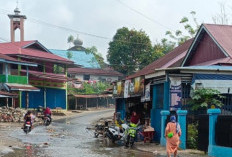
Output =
[{"x1": 130, "y1": 111, "x2": 140, "y2": 125}]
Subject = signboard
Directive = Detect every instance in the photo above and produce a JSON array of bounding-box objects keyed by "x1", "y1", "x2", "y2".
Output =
[
  {"x1": 144, "y1": 82, "x2": 151, "y2": 101},
  {"x1": 117, "y1": 82, "x2": 122, "y2": 95},
  {"x1": 124, "y1": 80, "x2": 130, "y2": 98},
  {"x1": 170, "y1": 77, "x2": 182, "y2": 110}
]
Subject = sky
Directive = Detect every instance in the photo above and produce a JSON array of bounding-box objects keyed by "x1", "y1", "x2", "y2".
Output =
[{"x1": 0, "y1": 0, "x2": 230, "y2": 61}]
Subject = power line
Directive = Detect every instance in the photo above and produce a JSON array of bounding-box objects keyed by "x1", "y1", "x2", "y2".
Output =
[
  {"x1": 0, "y1": 8, "x2": 156, "y2": 47},
  {"x1": 115, "y1": 0, "x2": 175, "y2": 32}
]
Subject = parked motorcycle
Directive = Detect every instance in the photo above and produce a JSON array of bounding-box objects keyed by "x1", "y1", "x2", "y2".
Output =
[
  {"x1": 23, "y1": 121, "x2": 32, "y2": 134},
  {"x1": 125, "y1": 123, "x2": 139, "y2": 148},
  {"x1": 43, "y1": 115, "x2": 52, "y2": 126},
  {"x1": 94, "y1": 121, "x2": 109, "y2": 138},
  {"x1": 106, "y1": 123, "x2": 128, "y2": 143}
]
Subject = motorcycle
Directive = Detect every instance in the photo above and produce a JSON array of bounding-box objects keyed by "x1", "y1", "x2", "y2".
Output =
[
  {"x1": 106, "y1": 123, "x2": 128, "y2": 143},
  {"x1": 125, "y1": 123, "x2": 139, "y2": 148},
  {"x1": 24, "y1": 121, "x2": 32, "y2": 134},
  {"x1": 94, "y1": 121, "x2": 109, "y2": 138},
  {"x1": 43, "y1": 115, "x2": 52, "y2": 126}
]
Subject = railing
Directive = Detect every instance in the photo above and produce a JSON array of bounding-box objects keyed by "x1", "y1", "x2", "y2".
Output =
[{"x1": 0, "y1": 74, "x2": 27, "y2": 84}]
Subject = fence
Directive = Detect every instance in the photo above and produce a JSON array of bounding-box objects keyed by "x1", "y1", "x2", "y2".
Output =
[{"x1": 215, "y1": 115, "x2": 232, "y2": 147}]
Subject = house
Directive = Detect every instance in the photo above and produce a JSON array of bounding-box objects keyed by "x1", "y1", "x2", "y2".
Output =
[
  {"x1": 0, "y1": 7, "x2": 74, "y2": 109},
  {"x1": 50, "y1": 39, "x2": 123, "y2": 83},
  {"x1": 68, "y1": 67, "x2": 123, "y2": 82},
  {"x1": 114, "y1": 23, "x2": 232, "y2": 143},
  {"x1": 0, "y1": 53, "x2": 37, "y2": 108}
]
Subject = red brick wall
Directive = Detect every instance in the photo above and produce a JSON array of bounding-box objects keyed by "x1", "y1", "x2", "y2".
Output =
[{"x1": 186, "y1": 34, "x2": 226, "y2": 66}]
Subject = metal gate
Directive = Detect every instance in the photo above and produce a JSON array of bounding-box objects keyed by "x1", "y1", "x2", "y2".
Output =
[
  {"x1": 215, "y1": 115, "x2": 232, "y2": 147},
  {"x1": 197, "y1": 115, "x2": 209, "y2": 152}
]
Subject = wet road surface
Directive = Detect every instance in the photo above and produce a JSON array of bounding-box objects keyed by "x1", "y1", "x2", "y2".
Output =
[{"x1": 4, "y1": 110, "x2": 161, "y2": 157}]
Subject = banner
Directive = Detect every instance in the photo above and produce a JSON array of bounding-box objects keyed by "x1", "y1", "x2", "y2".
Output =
[
  {"x1": 124, "y1": 80, "x2": 130, "y2": 98},
  {"x1": 134, "y1": 77, "x2": 141, "y2": 93},
  {"x1": 144, "y1": 82, "x2": 151, "y2": 101},
  {"x1": 170, "y1": 77, "x2": 182, "y2": 110},
  {"x1": 117, "y1": 82, "x2": 122, "y2": 95}
]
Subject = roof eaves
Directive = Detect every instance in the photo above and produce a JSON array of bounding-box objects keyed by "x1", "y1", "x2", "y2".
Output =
[
  {"x1": 181, "y1": 24, "x2": 204, "y2": 66},
  {"x1": 181, "y1": 24, "x2": 230, "y2": 67},
  {"x1": 22, "y1": 40, "x2": 52, "y2": 53}
]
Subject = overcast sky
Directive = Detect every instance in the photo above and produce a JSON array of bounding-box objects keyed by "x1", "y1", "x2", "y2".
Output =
[{"x1": 0, "y1": 0, "x2": 230, "y2": 61}]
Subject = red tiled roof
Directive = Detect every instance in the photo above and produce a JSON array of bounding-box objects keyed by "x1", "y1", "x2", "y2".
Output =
[
  {"x1": 68, "y1": 68, "x2": 124, "y2": 77},
  {"x1": 204, "y1": 24, "x2": 232, "y2": 57},
  {"x1": 127, "y1": 39, "x2": 193, "y2": 79},
  {"x1": 0, "y1": 41, "x2": 73, "y2": 64}
]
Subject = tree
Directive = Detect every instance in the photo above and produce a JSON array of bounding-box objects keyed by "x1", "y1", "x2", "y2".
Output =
[
  {"x1": 189, "y1": 88, "x2": 225, "y2": 111},
  {"x1": 212, "y1": 2, "x2": 229, "y2": 24},
  {"x1": 86, "y1": 46, "x2": 106, "y2": 68},
  {"x1": 66, "y1": 51, "x2": 73, "y2": 60},
  {"x1": 67, "y1": 35, "x2": 74, "y2": 47},
  {"x1": 107, "y1": 27, "x2": 153, "y2": 75},
  {"x1": 165, "y1": 11, "x2": 200, "y2": 46}
]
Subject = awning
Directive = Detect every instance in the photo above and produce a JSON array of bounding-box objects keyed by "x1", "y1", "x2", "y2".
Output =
[
  {"x1": 0, "y1": 91, "x2": 18, "y2": 98},
  {"x1": 21, "y1": 70, "x2": 68, "y2": 82},
  {"x1": 191, "y1": 74, "x2": 232, "y2": 93},
  {"x1": 4, "y1": 83, "x2": 40, "y2": 92},
  {"x1": 73, "y1": 94, "x2": 113, "y2": 98}
]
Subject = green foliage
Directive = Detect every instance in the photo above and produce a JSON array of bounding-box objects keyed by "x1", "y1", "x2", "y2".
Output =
[
  {"x1": 107, "y1": 27, "x2": 154, "y2": 75},
  {"x1": 67, "y1": 35, "x2": 74, "y2": 44},
  {"x1": 86, "y1": 46, "x2": 106, "y2": 68},
  {"x1": 165, "y1": 11, "x2": 200, "y2": 46},
  {"x1": 66, "y1": 51, "x2": 73, "y2": 59},
  {"x1": 189, "y1": 88, "x2": 225, "y2": 110},
  {"x1": 54, "y1": 64, "x2": 64, "y2": 74},
  {"x1": 68, "y1": 82, "x2": 110, "y2": 95},
  {"x1": 187, "y1": 123, "x2": 198, "y2": 149}
]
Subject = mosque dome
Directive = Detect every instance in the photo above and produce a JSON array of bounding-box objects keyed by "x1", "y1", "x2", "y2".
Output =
[{"x1": 73, "y1": 36, "x2": 83, "y2": 46}]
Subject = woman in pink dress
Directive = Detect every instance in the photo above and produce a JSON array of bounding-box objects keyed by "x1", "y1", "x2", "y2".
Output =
[{"x1": 165, "y1": 115, "x2": 181, "y2": 157}]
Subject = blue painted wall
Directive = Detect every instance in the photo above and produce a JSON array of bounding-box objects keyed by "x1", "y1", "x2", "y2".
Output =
[
  {"x1": 22, "y1": 88, "x2": 66, "y2": 109},
  {"x1": 22, "y1": 88, "x2": 44, "y2": 109},
  {"x1": 151, "y1": 81, "x2": 170, "y2": 142},
  {"x1": 46, "y1": 88, "x2": 66, "y2": 109}
]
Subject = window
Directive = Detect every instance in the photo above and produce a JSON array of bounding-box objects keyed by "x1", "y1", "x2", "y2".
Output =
[{"x1": 83, "y1": 75, "x2": 90, "y2": 80}]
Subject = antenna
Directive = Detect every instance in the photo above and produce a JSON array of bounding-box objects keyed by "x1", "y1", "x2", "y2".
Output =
[{"x1": 16, "y1": 0, "x2": 19, "y2": 8}]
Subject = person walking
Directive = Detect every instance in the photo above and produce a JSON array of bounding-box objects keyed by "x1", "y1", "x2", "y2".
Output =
[{"x1": 165, "y1": 115, "x2": 181, "y2": 157}]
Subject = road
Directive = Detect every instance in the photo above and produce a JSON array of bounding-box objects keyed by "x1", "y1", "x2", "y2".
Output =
[{"x1": 3, "y1": 109, "x2": 156, "y2": 157}]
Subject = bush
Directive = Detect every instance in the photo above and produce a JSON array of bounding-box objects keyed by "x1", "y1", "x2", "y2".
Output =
[{"x1": 187, "y1": 123, "x2": 198, "y2": 149}]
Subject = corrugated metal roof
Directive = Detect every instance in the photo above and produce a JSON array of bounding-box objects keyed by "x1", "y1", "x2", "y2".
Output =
[
  {"x1": 0, "y1": 41, "x2": 73, "y2": 64},
  {"x1": 204, "y1": 24, "x2": 232, "y2": 57},
  {"x1": 127, "y1": 39, "x2": 193, "y2": 79},
  {"x1": 68, "y1": 67, "x2": 123, "y2": 77},
  {"x1": 50, "y1": 49, "x2": 100, "y2": 68}
]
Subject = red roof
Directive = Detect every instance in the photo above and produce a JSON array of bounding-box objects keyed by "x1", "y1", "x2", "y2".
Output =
[
  {"x1": 21, "y1": 70, "x2": 68, "y2": 82},
  {"x1": 195, "y1": 57, "x2": 232, "y2": 66},
  {"x1": 204, "y1": 24, "x2": 232, "y2": 57},
  {"x1": 0, "y1": 91, "x2": 18, "y2": 97},
  {"x1": 68, "y1": 68, "x2": 123, "y2": 77},
  {"x1": 0, "y1": 53, "x2": 35, "y2": 65},
  {"x1": 4, "y1": 83, "x2": 40, "y2": 91},
  {"x1": 127, "y1": 39, "x2": 193, "y2": 79},
  {"x1": 73, "y1": 94, "x2": 112, "y2": 98},
  {"x1": 0, "y1": 40, "x2": 73, "y2": 64}
]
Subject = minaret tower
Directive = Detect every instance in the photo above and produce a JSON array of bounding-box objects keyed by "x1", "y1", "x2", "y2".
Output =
[{"x1": 8, "y1": 4, "x2": 27, "y2": 42}]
